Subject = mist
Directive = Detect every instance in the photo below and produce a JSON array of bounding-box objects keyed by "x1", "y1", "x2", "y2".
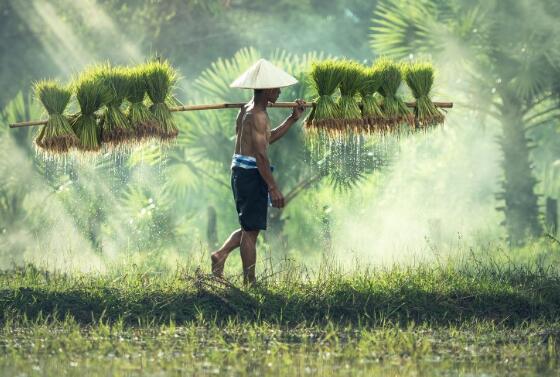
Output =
[{"x1": 329, "y1": 117, "x2": 503, "y2": 266}]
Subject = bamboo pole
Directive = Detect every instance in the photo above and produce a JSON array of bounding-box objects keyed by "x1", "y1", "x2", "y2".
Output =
[{"x1": 8, "y1": 101, "x2": 453, "y2": 129}]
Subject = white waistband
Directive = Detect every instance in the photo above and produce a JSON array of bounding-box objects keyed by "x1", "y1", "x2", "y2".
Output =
[{"x1": 231, "y1": 154, "x2": 257, "y2": 169}]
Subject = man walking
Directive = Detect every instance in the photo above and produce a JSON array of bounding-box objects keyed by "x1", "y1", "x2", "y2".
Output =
[{"x1": 211, "y1": 59, "x2": 306, "y2": 284}]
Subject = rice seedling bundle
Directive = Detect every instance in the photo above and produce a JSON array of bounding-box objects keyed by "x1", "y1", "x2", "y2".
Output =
[
  {"x1": 375, "y1": 57, "x2": 414, "y2": 130},
  {"x1": 335, "y1": 60, "x2": 364, "y2": 133},
  {"x1": 358, "y1": 66, "x2": 385, "y2": 133},
  {"x1": 33, "y1": 80, "x2": 78, "y2": 154},
  {"x1": 125, "y1": 65, "x2": 159, "y2": 142},
  {"x1": 304, "y1": 60, "x2": 344, "y2": 133},
  {"x1": 404, "y1": 61, "x2": 444, "y2": 127},
  {"x1": 144, "y1": 59, "x2": 179, "y2": 140},
  {"x1": 71, "y1": 67, "x2": 112, "y2": 152},
  {"x1": 95, "y1": 64, "x2": 135, "y2": 147}
]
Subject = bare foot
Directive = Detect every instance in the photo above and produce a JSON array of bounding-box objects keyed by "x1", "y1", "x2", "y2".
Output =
[{"x1": 211, "y1": 251, "x2": 226, "y2": 277}]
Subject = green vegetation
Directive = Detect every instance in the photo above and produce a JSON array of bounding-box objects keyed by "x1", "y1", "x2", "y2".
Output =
[
  {"x1": 32, "y1": 57, "x2": 446, "y2": 155},
  {"x1": 375, "y1": 57, "x2": 413, "y2": 130},
  {"x1": 144, "y1": 59, "x2": 179, "y2": 141},
  {"x1": 359, "y1": 65, "x2": 384, "y2": 132},
  {"x1": 1, "y1": 260, "x2": 559, "y2": 375},
  {"x1": 33, "y1": 80, "x2": 78, "y2": 154},
  {"x1": 33, "y1": 60, "x2": 184, "y2": 152},
  {"x1": 125, "y1": 65, "x2": 158, "y2": 142},
  {"x1": 1, "y1": 317, "x2": 558, "y2": 376},
  {"x1": 404, "y1": 61, "x2": 444, "y2": 128},
  {"x1": 335, "y1": 60, "x2": 364, "y2": 132},
  {"x1": 70, "y1": 66, "x2": 112, "y2": 152},
  {"x1": 2, "y1": 260, "x2": 559, "y2": 326},
  {"x1": 371, "y1": 0, "x2": 560, "y2": 245},
  {"x1": 305, "y1": 60, "x2": 344, "y2": 133},
  {"x1": 97, "y1": 64, "x2": 134, "y2": 147}
]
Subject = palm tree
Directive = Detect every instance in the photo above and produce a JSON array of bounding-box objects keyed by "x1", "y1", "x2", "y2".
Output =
[{"x1": 370, "y1": 0, "x2": 560, "y2": 245}]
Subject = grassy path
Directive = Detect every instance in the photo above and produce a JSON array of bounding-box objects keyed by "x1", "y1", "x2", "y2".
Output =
[{"x1": 1, "y1": 263, "x2": 559, "y2": 326}]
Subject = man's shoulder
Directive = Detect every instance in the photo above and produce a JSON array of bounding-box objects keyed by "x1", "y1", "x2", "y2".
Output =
[{"x1": 245, "y1": 110, "x2": 268, "y2": 124}]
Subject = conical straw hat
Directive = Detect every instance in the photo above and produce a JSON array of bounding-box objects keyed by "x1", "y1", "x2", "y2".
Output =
[{"x1": 230, "y1": 59, "x2": 298, "y2": 89}]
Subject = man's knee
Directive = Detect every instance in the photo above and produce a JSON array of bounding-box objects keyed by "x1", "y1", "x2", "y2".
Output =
[{"x1": 241, "y1": 230, "x2": 259, "y2": 244}]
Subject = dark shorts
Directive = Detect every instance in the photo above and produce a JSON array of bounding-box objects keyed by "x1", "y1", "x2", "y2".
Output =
[{"x1": 231, "y1": 167, "x2": 269, "y2": 231}]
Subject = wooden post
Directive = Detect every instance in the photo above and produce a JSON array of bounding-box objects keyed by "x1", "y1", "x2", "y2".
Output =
[
  {"x1": 546, "y1": 197, "x2": 558, "y2": 235},
  {"x1": 8, "y1": 101, "x2": 454, "y2": 129},
  {"x1": 206, "y1": 206, "x2": 218, "y2": 249}
]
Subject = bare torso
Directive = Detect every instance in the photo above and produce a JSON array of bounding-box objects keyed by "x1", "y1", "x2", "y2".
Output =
[{"x1": 234, "y1": 103, "x2": 271, "y2": 157}]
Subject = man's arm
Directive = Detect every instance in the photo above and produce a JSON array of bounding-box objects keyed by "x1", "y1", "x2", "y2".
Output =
[
  {"x1": 269, "y1": 99, "x2": 307, "y2": 144},
  {"x1": 269, "y1": 115, "x2": 297, "y2": 144},
  {"x1": 252, "y1": 113, "x2": 284, "y2": 208}
]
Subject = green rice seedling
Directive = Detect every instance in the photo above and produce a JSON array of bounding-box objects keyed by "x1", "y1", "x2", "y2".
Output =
[
  {"x1": 125, "y1": 65, "x2": 159, "y2": 142},
  {"x1": 404, "y1": 61, "x2": 445, "y2": 128},
  {"x1": 33, "y1": 80, "x2": 78, "y2": 154},
  {"x1": 335, "y1": 60, "x2": 364, "y2": 133},
  {"x1": 304, "y1": 60, "x2": 344, "y2": 135},
  {"x1": 95, "y1": 64, "x2": 135, "y2": 147},
  {"x1": 358, "y1": 65, "x2": 385, "y2": 133},
  {"x1": 70, "y1": 66, "x2": 112, "y2": 152},
  {"x1": 144, "y1": 59, "x2": 179, "y2": 141},
  {"x1": 375, "y1": 57, "x2": 414, "y2": 131}
]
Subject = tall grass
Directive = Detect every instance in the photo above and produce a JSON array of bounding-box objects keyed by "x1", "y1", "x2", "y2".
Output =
[
  {"x1": 404, "y1": 61, "x2": 445, "y2": 128},
  {"x1": 125, "y1": 65, "x2": 158, "y2": 142},
  {"x1": 1, "y1": 258, "x2": 559, "y2": 326},
  {"x1": 70, "y1": 65, "x2": 112, "y2": 152},
  {"x1": 1, "y1": 315, "x2": 556, "y2": 376},
  {"x1": 33, "y1": 80, "x2": 78, "y2": 154},
  {"x1": 97, "y1": 64, "x2": 135, "y2": 148},
  {"x1": 375, "y1": 57, "x2": 414, "y2": 131},
  {"x1": 305, "y1": 60, "x2": 344, "y2": 133},
  {"x1": 335, "y1": 60, "x2": 364, "y2": 132},
  {"x1": 144, "y1": 59, "x2": 179, "y2": 141},
  {"x1": 359, "y1": 65, "x2": 385, "y2": 132}
]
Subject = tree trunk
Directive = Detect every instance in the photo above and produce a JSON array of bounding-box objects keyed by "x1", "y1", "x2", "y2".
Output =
[
  {"x1": 206, "y1": 206, "x2": 218, "y2": 249},
  {"x1": 545, "y1": 197, "x2": 558, "y2": 235},
  {"x1": 496, "y1": 94, "x2": 542, "y2": 246},
  {"x1": 264, "y1": 209, "x2": 288, "y2": 251},
  {"x1": 263, "y1": 173, "x2": 323, "y2": 252}
]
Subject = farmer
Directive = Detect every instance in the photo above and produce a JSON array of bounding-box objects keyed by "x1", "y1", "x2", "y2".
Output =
[{"x1": 211, "y1": 59, "x2": 306, "y2": 284}]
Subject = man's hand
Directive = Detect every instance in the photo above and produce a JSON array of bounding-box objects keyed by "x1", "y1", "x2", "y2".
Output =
[
  {"x1": 290, "y1": 99, "x2": 306, "y2": 121},
  {"x1": 269, "y1": 186, "x2": 285, "y2": 208}
]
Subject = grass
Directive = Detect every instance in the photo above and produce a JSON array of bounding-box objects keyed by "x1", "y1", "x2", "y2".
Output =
[
  {"x1": 144, "y1": 59, "x2": 179, "y2": 141},
  {"x1": 1, "y1": 317, "x2": 558, "y2": 376},
  {"x1": 31, "y1": 59, "x2": 182, "y2": 153},
  {"x1": 1, "y1": 260, "x2": 560, "y2": 326},
  {"x1": 305, "y1": 60, "x2": 344, "y2": 133},
  {"x1": 404, "y1": 61, "x2": 445, "y2": 128},
  {"x1": 375, "y1": 57, "x2": 414, "y2": 130},
  {"x1": 1, "y1": 260, "x2": 559, "y2": 376},
  {"x1": 97, "y1": 64, "x2": 134, "y2": 148},
  {"x1": 33, "y1": 80, "x2": 78, "y2": 154},
  {"x1": 359, "y1": 66, "x2": 385, "y2": 133},
  {"x1": 70, "y1": 66, "x2": 112, "y2": 152},
  {"x1": 125, "y1": 65, "x2": 159, "y2": 142},
  {"x1": 335, "y1": 60, "x2": 364, "y2": 132}
]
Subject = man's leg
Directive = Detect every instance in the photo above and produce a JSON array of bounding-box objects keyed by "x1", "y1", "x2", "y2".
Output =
[
  {"x1": 240, "y1": 230, "x2": 259, "y2": 284},
  {"x1": 211, "y1": 228, "x2": 242, "y2": 277}
]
